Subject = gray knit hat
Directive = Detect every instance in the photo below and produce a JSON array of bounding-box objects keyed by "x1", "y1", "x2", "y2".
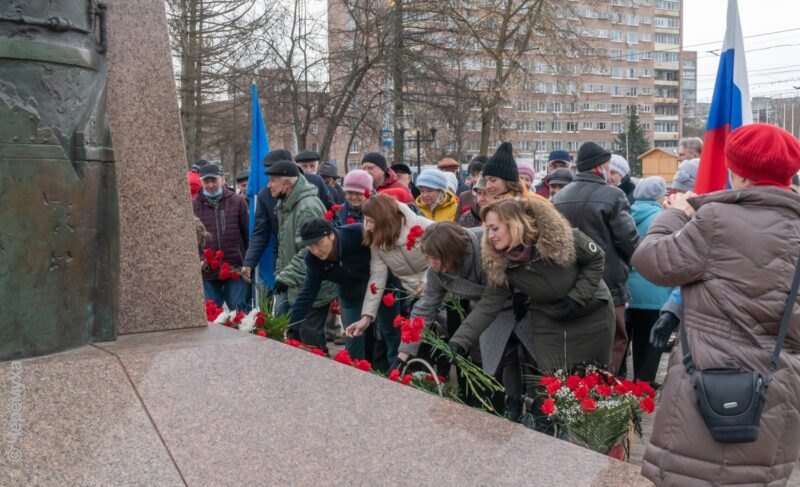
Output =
[
  {"x1": 672, "y1": 158, "x2": 700, "y2": 192},
  {"x1": 633, "y1": 176, "x2": 667, "y2": 201}
]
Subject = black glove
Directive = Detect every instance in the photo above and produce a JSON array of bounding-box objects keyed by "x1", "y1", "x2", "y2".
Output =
[
  {"x1": 650, "y1": 311, "x2": 680, "y2": 349},
  {"x1": 273, "y1": 280, "x2": 289, "y2": 294},
  {"x1": 512, "y1": 292, "x2": 530, "y2": 321},
  {"x1": 390, "y1": 356, "x2": 408, "y2": 372},
  {"x1": 551, "y1": 296, "x2": 579, "y2": 320},
  {"x1": 448, "y1": 341, "x2": 468, "y2": 358}
]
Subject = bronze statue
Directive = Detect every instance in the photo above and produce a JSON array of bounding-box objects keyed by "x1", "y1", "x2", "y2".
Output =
[{"x1": 0, "y1": 1, "x2": 118, "y2": 360}]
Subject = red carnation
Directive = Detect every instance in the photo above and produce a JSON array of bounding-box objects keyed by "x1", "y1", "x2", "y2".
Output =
[
  {"x1": 639, "y1": 396, "x2": 655, "y2": 414},
  {"x1": 461, "y1": 206, "x2": 470, "y2": 214},
  {"x1": 580, "y1": 399, "x2": 597, "y2": 413},
  {"x1": 209, "y1": 259, "x2": 221, "y2": 270},
  {"x1": 566, "y1": 374, "x2": 582, "y2": 391},
  {"x1": 333, "y1": 350, "x2": 353, "y2": 366},
  {"x1": 583, "y1": 373, "x2": 600, "y2": 390},
  {"x1": 541, "y1": 398, "x2": 556, "y2": 415},
  {"x1": 284, "y1": 339, "x2": 303, "y2": 348},
  {"x1": 215, "y1": 250, "x2": 224, "y2": 260},
  {"x1": 401, "y1": 374, "x2": 413, "y2": 385},
  {"x1": 231, "y1": 271, "x2": 241, "y2": 281},
  {"x1": 364, "y1": 189, "x2": 371, "y2": 198},
  {"x1": 595, "y1": 384, "x2": 612, "y2": 397},
  {"x1": 324, "y1": 210, "x2": 334, "y2": 220},
  {"x1": 545, "y1": 378, "x2": 562, "y2": 395},
  {"x1": 353, "y1": 359, "x2": 372, "y2": 372},
  {"x1": 331, "y1": 204, "x2": 342, "y2": 211},
  {"x1": 255, "y1": 312, "x2": 265, "y2": 326},
  {"x1": 309, "y1": 347, "x2": 326, "y2": 357},
  {"x1": 203, "y1": 248, "x2": 214, "y2": 260},
  {"x1": 382, "y1": 292, "x2": 396, "y2": 307},
  {"x1": 393, "y1": 315, "x2": 405, "y2": 328},
  {"x1": 369, "y1": 283, "x2": 378, "y2": 295},
  {"x1": 346, "y1": 217, "x2": 356, "y2": 224},
  {"x1": 405, "y1": 225, "x2": 425, "y2": 251},
  {"x1": 636, "y1": 380, "x2": 656, "y2": 399},
  {"x1": 574, "y1": 385, "x2": 589, "y2": 401},
  {"x1": 400, "y1": 315, "x2": 425, "y2": 343},
  {"x1": 233, "y1": 310, "x2": 245, "y2": 324},
  {"x1": 388, "y1": 369, "x2": 401, "y2": 381},
  {"x1": 256, "y1": 330, "x2": 267, "y2": 337}
]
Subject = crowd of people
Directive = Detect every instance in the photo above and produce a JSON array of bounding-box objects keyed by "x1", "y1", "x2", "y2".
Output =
[{"x1": 189, "y1": 123, "x2": 800, "y2": 485}]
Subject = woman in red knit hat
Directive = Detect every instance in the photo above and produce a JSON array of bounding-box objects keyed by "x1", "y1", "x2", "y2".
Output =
[{"x1": 632, "y1": 124, "x2": 800, "y2": 485}]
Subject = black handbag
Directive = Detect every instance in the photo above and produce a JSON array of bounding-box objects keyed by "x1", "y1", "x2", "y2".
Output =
[{"x1": 680, "y1": 256, "x2": 800, "y2": 444}]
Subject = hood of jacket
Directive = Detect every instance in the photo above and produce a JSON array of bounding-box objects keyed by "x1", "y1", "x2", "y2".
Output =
[
  {"x1": 482, "y1": 196, "x2": 576, "y2": 287},
  {"x1": 631, "y1": 199, "x2": 663, "y2": 226},
  {"x1": 279, "y1": 174, "x2": 318, "y2": 213},
  {"x1": 690, "y1": 185, "x2": 800, "y2": 218}
]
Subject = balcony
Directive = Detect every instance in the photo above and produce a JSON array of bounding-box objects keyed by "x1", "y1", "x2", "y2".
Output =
[{"x1": 654, "y1": 97, "x2": 679, "y2": 104}]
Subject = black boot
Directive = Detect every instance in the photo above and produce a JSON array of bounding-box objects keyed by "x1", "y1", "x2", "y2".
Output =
[
  {"x1": 503, "y1": 395, "x2": 523, "y2": 423},
  {"x1": 520, "y1": 395, "x2": 555, "y2": 434}
]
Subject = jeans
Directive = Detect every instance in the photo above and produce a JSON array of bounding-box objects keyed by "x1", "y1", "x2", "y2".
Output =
[
  {"x1": 340, "y1": 299, "x2": 366, "y2": 360},
  {"x1": 203, "y1": 279, "x2": 251, "y2": 311}
]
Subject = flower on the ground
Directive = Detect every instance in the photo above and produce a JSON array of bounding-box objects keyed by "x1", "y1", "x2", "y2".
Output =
[
  {"x1": 284, "y1": 339, "x2": 303, "y2": 348},
  {"x1": 256, "y1": 330, "x2": 267, "y2": 337},
  {"x1": 541, "y1": 398, "x2": 556, "y2": 416},
  {"x1": 382, "y1": 292, "x2": 396, "y2": 307},
  {"x1": 308, "y1": 347, "x2": 326, "y2": 357},
  {"x1": 595, "y1": 384, "x2": 612, "y2": 397},
  {"x1": 425, "y1": 374, "x2": 446, "y2": 383},
  {"x1": 333, "y1": 350, "x2": 353, "y2": 366},
  {"x1": 566, "y1": 374, "x2": 582, "y2": 391},
  {"x1": 388, "y1": 369, "x2": 401, "y2": 381},
  {"x1": 401, "y1": 374, "x2": 413, "y2": 385},
  {"x1": 636, "y1": 381, "x2": 656, "y2": 399},
  {"x1": 205, "y1": 300, "x2": 224, "y2": 321},
  {"x1": 574, "y1": 385, "x2": 589, "y2": 401}
]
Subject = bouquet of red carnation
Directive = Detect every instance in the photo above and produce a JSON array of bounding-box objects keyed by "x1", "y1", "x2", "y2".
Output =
[
  {"x1": 201, "y1": 248, "x2": 243, "y2": 281},
  {"x1": 537, "y1": 366, "x2": 656, "y2": 459}
]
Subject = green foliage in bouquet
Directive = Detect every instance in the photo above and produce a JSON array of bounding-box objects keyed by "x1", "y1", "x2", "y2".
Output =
[{"x1": 256, "y1": 284, "x2": 290, "y2": 341}]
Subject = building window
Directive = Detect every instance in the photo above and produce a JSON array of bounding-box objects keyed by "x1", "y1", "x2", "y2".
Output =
[
  {"x1": 567, "y1": 140, "x2": 579, "y2": 151},
  {"x1": 596, "y1": 103, "x2": 608, "y2": 112},
  {"x1": 348, "y1": 159, "x2": 360, "y2": 171},
  {"x1": 350, "y1": 139, "x2": 361, "y2": 153},
  {"x1": 627, "y1": 14, "x2": 638, "y2": 26},
  {"x1": 611, "y1": 30, "x2": 624, "y2": 42},
  {"x1": 536, "y1": 101, "x2": 547, "y2": 112},
  {"x1": 597, "y1": 29, "x2": 609, "y2": 39},
  {"x1": 311, "y1": 143, "x2": 319, "y2": 152},
  {"x1": 611, "y1": 103, "x2": 623, "y2": 114},
  {"x1": 628, "y1": 50, "x2": 638, "y2": 62},
  {"x1": 551, "y1": 140, "x2": 563, "y2": 150},
  {"x1": 611, "y1": 122, "x2": 623, "y2": 133},
  {"x1": 654, "y1": 16, "x2": 680, "y2": 28},
  {"x1": 641, "y1": 51, "x2": 652, "y2": 60},
  {"x1": 583, "y1": 102, "x2": 593, "y2": 112},
  {"x1": 626, "y1": 86, "x2": 638, "y2": 97},
  {"x1": 654, "y1": 121, "x2": 679, "y2": 132},
  {"x1": 656, "y1": 0, "x2": 680, "y2": 11},
  {"x1": 310, "y1": 123, "x2": 319, "y2": 135},
  {"x1": 641, "y1": 87, "x2": 653, "y2": 95},
  {"x1": 655, "y1": 33, "x2": 680, "y2": 44},
  {"x1": 641, "y1": 32, "x2": 652, "y2": 42},
  {"x1": 582, "y1": 121, "x2": 593, "y2": 130},
  {"x1": 535, "y1": 121, "x2": 546, "y2": 132},
  {"x1": 627, "y1": 32, "x2": 638, "y2": 44},
  {"x1": 551, "y1": 121, "x2": 563, "y2": 132},
  {"x1": 610, "y1": 49, "x2": 623, "y2": 60},
  {"x1": 566, "y1": 122, "x2": 579, "y2": 133},
  {"x1": 596, "y1": 122, "x2": 608, "y2": 131},
  {"x1": 640, "y1": 16, "x2": 652, "y2": 25}
]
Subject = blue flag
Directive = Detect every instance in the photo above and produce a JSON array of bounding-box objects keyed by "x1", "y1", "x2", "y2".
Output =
[{"x1": 246, "y1": 84, "x2": 275, "y2": 288}]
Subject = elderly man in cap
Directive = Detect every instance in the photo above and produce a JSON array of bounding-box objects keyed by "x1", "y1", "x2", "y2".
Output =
[
  {"x1": 319, "y1": 162, "x2": 345, "y2": 204},
  {"x1": 535, "y1": 150, "x2": 572, "y2": 198},
  {"x1": 361, "y1": 152, "x2": 408, "y2": 192},
  {"x1": 263, "y1": 160, "x2": 336, "y2": 350},
  {"x1": 192, "y1": 163, "x2": 251, "y2": 311},
  {"x1": 235, "y1": 171, "x2": 249, "y2": 196},
  {"x1": 552, "y1": 142, "x2": 639, "y2": 375},
  {"x1": 242, "y1": 149, "x2": 333, "y2": 285},
  {"x1": 295, "y1": 150, "x2": 320, "y2": 175},
  {"x1": 545, "y1": 168, "x2": 574, "y2": 200},
  {"x1": 390, "y1": 163, "x2": 420, "y2": 199},
  {"x1": 437, "y1": 156, "x2": 470, "y2": 194}
]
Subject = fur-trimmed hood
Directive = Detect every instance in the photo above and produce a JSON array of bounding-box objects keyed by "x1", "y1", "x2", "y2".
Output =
[{"x1": 482, "y1": 196, "x2": 576, "y2": 287}]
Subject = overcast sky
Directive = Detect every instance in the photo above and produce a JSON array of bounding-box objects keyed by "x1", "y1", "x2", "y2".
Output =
[{"x1": 683, "y1": 0, "x2": 800, "y2": 102}]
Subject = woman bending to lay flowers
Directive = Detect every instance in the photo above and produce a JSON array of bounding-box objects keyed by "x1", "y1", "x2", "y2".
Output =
[{"x1": 448, "y1": 197, "x2": 615, "y2": 429}]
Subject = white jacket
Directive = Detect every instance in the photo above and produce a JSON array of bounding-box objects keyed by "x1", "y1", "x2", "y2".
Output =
[{"x1": 361, "y1": 201, "x2": 432, "y2": 319}]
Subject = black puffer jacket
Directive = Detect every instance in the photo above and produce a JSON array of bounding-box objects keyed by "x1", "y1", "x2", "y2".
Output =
[
  {"x1": 552, "y1": 172, "x2": 639, "y2": 305},
  {"x1": 193, "y1": 188, "x2": 249, "y2": 280}
]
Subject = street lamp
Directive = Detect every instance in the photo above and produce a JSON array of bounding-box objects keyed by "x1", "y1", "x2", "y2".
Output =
[{"x1": 399, "y1": 127, "x2": 437, "y2": 174}]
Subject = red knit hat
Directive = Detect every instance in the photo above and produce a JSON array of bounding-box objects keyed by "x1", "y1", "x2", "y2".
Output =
[{"x1": 726, "y1": 123, "x2": 800, "y2": 186}]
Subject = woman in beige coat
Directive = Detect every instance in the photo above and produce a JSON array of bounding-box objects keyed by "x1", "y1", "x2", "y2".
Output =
[
  {"x1": 345, "y1": 194, "x2": 432, "y2": 339},
  {"x1": 632, "y1": 124, "x2": 800, "y2": 486}
]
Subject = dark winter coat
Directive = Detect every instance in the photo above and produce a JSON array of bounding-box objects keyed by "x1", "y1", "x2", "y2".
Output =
[
  {"x1": 402, "y1": 228, "x2": 533, "y2": 375},
  {"x1": 457, "y1": 201, "x2": 481, "y2": 228},
  {"x1": 289, "y1": 224, "x2": 370, "y2": 325},
  {"x1": 193, "y1": 188, "x2": 249, "y2": 280},
  {"x1": 337, "y1": 201, "x2": 364, "y2": 224},
  {"x1": 632, "y1": 187, "x2": 800, "y2": 486},
  {"x1": 456, "y1": 189, "x2": 476, "y2": 221},
  {"x1": 243, "y1": 173, "x2": 333, "y2": 268},
  {"x1": 450, "y1": 196, "x2": 614, "y2": 371},
  {"x1": 618, "y1": 174, "x2": 636, "y2": 205},
  {"x1": 328, "y1": 183, "x2": 346, "y2": 205},
  {"x1": 552, "y1": 172, "x2": 640, "y2": 306}
]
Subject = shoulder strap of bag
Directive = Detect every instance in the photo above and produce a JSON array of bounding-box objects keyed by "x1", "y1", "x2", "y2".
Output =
[{"x1": 681, "y1": 253, "x2": 800, "y2": 376}]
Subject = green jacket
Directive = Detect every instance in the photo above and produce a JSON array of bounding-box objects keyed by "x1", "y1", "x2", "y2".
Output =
[{"x1": 275, "y1": 176, "x2": 336, "y2": 307}]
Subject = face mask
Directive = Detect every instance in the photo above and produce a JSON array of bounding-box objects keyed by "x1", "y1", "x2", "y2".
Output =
[{"x1": 203, "y1": 188, "x2": 223, "y2": 198}]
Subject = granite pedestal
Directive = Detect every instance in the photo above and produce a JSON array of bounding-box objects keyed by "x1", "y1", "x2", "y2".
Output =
[{"x1": 0, "y1": 326, "x2": 651, "y2": 486}]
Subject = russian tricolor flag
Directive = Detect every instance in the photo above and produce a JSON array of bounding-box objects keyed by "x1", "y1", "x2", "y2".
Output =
[{"x1": 694, "y1": 0, "x2": 753, "y2": 194}]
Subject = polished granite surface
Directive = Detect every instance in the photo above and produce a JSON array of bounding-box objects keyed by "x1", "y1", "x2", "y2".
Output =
[{"x1": 0, "y1": 326, "x2": 651, "y2": 486}]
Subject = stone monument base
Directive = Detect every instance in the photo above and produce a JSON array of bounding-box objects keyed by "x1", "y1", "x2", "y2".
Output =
[{"x1": 0, "y1": 326, "x2": 650, "y2": 485}]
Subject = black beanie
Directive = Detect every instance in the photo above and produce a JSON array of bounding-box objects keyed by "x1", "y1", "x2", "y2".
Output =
[
  {"x1": 575, "y1": 142, "x2": 611, "y2": 172},
  {"x1": 362, "y1": 152, "x2": 387, "y2": 171},
  {"x1": 483, "y1": 142, "x2": 518, "y2": 182}
]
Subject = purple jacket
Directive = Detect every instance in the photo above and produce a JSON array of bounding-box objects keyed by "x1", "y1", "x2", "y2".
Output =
[{"x1": 193, "y1": 188, "x2": 249, "y2": 280}]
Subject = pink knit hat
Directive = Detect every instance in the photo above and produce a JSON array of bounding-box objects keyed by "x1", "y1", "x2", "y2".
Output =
[
  {"x1": 516, "y1": 161, "x2": 535, "y2": 181},
  {"x1": 343, "y1": 169, "x2": 373, "y2": 193}
]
